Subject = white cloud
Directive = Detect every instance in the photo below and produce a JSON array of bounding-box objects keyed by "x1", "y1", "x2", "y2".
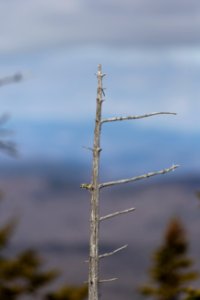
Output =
[
  {"x1": 0, "y1": 0, "x2": 200, "y2": 55},
  {"x1": 0, "y1": 0, "x2": 82, "y2": 53}
]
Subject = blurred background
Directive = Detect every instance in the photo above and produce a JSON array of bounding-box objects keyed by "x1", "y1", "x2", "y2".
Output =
[{"x1": 0, "y1": 1, "x2": 200, "y2": 299}]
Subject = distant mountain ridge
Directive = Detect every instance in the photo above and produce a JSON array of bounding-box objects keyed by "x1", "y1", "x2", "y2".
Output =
[{"x1": 1, "y1": 118, "x2": 200, "y2": 176}]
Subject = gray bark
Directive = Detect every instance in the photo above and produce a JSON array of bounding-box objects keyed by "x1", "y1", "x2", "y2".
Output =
[
  {"x1": 80, "y1": 64, "x2": 178, "y2": 300},
  {"x1": 88, "y1": 64, "x2": 103, "y2": 300}
]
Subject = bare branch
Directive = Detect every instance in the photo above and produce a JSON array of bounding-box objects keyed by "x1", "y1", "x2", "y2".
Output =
[
  {"x1": 82, "y1": 146, "x2": 102, "y2": 153},
  {"x1": 101, "y1": 112, "x2": 177, "y2": 124},
  {"x1": 82, "y1": 146, "x2": 93, "y2": 152},
  {"x1": 99, "y1": 164, "x2": 179, "y2": 189},
  {"x1": 84, "y1": 278, "x2": 118, "y2": 284},
  {"x1": 99, "y1": 278, "x2": 118, "y2": 283},
  {"x1": 80, "y1": 183, "x2": 93, "y2": 190},
  {"x1": 0, "y1": 73, "x2": 23, "y2": 87},
  {"x1": 100, "y1": 208, "x2": 135, "y2": 221},
  {"x1": 99, "y1": 245, "x2": 128, "y2": 259},
  {"x1": 85, "y1": 244, "x2": 128, "y2": 263}
]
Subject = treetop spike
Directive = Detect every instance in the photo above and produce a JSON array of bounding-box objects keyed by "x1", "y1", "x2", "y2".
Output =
[{"x1": 97, "y1": 64, "x2": 106, "y2": 77}]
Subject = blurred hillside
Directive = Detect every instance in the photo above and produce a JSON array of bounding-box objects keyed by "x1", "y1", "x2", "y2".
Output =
[{"x1": 0, "y1": 161, "x2": 199, "y2": 300}]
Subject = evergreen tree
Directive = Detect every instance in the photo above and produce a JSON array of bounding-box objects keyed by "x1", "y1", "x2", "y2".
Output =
[
  {"x1": 0, "y1": 219, "x2": 88, "y2": 300},
  {"x1": 44, "y1": 285, "x2": 88, "y2": 300},
  {"x1": 139, "y1": 217, "x2": 199, "y2": 300},
  {"x1": 0, "y1": 74, "x2": 87, "y2": 300},
  {"x1": 0, "y1": 220, "x2": 57, "y2": 299}
]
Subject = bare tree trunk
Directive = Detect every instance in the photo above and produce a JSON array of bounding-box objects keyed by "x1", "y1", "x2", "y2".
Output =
[
  {"x1": 81, "y1": 64, "x2": 178, "y2": 300},
  {"x1": 88, "y1": 64, "x2": 103, "y2": 300}
]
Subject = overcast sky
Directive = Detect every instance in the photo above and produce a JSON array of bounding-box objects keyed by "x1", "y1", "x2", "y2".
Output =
[
  {"x1": 0, "y1": 0, "x2": 200, "y2": 53},
  {"x1": 0, "y1": 1, "x2": 200, "y2": 172},
  {"x1": 0, "y1": 1, "x2": 199, "y2": 125}
]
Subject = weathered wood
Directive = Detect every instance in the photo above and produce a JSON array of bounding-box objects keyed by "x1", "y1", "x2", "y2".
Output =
[
  {"x1": 88, "y1": 64, "x2": 103, "y2": 300},
  {"x1": 80, "y1": 65, "x2": 178, "y2": 300},
  {"x1": 99, "y1": 165, "x2": 179, "y2": 189},
  {"x1": 100, "y1": 208, "x2": 135, "y2": 221},
  {"x1": 99, "y1": 245, "x2": 128, "y2": 259},
  {"x1": 101, "y1": 112, "x2": 177, "y2": 124}
]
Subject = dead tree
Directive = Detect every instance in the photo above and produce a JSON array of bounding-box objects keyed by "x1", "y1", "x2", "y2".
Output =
[{"x1": 81, "y1": 64, "x2": 178, "y2": 300}]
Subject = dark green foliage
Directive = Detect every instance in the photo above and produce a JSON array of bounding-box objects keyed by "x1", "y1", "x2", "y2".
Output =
[
  {"x1": 0, "y1": 77, "x2": 87, "y2": 299},
  {"x1": 0, "y1": 220, "x2": 87, "y2": 300},
  {"x1": 196, "y1": 191, "x2": 200, "y2": 200},
  {"x1": 0, "y1": 221, "x2": 57, "y2": 300},
  {"x1": 183, "y1": 288, "x2": 200, "y2": 300},
  {"x1": 0, "y1": 220, "x2": 16, "y2": 250},
  {"x1": 139, "y1": 217, "x2": 199, "y2": 300},
  {"x1": 45, "y1": 285, "x2": 88, "y2": 300}
]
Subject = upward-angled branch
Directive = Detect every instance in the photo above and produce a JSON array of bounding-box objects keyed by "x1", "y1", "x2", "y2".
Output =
[
  {"x1": 99, "y1": 245, "x2": 128, "y2": 259},
  {"x1": 101, "y1": 112, "x2": 177, "y2": 124},
  {"x1": 99, "y1": 278, "x2": 118, "y2": 283},
  {"x1": 100, "y1": 207, "x2": 135, "y2": 221},
  {"x1": 99, "y1": 165, "x2": 179, "y2": 189}
]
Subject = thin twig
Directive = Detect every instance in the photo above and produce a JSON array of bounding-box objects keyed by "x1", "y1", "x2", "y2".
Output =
[
  {"x1": 101, "y1": 112, "x2": 177, "y2": 124},
  {"x1": 99, "y1": 245, "x2": 128, "y2": 259},
  {"x1": 99, "y1": 278, "x2": 118, "y2": 283},
  {"x1": 100, "y1": 208, "x2": 135, "y2": 221},
  {"x1": 99, "y1": 164, "x2": 179, "y2": 189},
  {"x1": 82, "y1": 146, "x2": 93, "y2": 152},
  {"x1": 85, "y1": 244, "x2": 128, "y2": 263}
]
